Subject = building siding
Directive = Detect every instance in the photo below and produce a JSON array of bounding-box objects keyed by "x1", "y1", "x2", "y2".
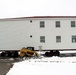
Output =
[{"x1": 0, "y1": 17, "x2": 76, "y2": 50}]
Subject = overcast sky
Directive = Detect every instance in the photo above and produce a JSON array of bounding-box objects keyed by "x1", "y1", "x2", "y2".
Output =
[{"x1": 0, "y1": 0, "x2": 76, "y2": 18}]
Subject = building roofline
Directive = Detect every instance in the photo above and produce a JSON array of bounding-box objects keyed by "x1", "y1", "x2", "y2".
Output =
[
  {"x1": 26, "y1": 16, "x2": 76, "y2": 18},
  {"x1": 0, "y1": 16, "x2": 76, "y2": 20}
]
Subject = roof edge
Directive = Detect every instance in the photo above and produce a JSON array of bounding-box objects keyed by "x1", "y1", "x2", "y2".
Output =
[
  {"x1": 26, "y1": 16, "x2": 76, "y2": 18},
  {"x1": 0, "y1": 16, "x2": 76, "y2": 20}
]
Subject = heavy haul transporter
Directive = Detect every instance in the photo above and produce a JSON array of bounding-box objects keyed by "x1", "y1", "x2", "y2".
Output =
[{"x1": 0, "y1": 16, "x2": 76, "y2": 57}]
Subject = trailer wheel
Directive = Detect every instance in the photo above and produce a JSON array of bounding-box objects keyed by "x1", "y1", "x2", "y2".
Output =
[
  {"x1": 11, "y1": 51, "x2": 18, "y2": 57},
  {"x1": 11, "y1": 53, "x2": 14, "y2": 57},
  {"x1": 45, "y1": 52, "x2": 49, "y2": 56},
  {"x1": 49, "y1": 50, "x2": 53, "y2": 56},
  {"x1": 53, "y1": 50, "x2": 60, "y2": 56},
  {"x1": 45, "y1": 50, "x2": 60, "y2": 57},
  {"x1": 5, "y1": 53, "x2": 9, "y2": 57},
  {"x1": 45, "y1": 51, "x2": 53, "y2": 57},
  {"x1": 1, "y1": 52, "x2": 6, "y2": 56},
  {"x1": 56, "y1": 51, "x2": 60, "y2": 56},
  {"x1": 14, "y1": 52, "x2": 19, "y2": 57}
]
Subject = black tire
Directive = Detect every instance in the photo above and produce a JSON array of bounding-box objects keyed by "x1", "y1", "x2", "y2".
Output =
[
  {"x1": 11, "y1": 52, "x2": 18, "y2": 57},
  {"x1": 49, "y1": 50, "x2": 53, "y2": 56},
  {"x1": 53, "y1": 50, "x2": 60, "y2": 56},
  {"x1": 1, "y1": 52, "x2": 6, "y2": 57},
  {"x1": 56, "y1": 51, "x2": 60, "y2": 56},
  {"x1": 45, "y1": 52, "x2": 49, "y2": 56},
  {"x1": 14, "y1": 52, "x2": 19, "y2": 57}
]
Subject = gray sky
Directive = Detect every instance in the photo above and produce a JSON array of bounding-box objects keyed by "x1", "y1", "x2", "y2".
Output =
[{"x1": 0, "y1": 0, "x2": 76, "y2": 18}]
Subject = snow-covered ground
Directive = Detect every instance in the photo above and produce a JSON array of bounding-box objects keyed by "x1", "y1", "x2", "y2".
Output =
[{"x1": 7, "y1": 56, "x2": 76, "y2": 75}]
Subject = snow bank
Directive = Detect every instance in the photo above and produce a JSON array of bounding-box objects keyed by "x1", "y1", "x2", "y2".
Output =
[{"x1": 7, "y1": 57, "x2": 76, "y2": 75}]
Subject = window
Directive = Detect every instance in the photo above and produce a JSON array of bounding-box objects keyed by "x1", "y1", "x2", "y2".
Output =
[
  {"x1": 40, "y1": 36, "x2": 45, "y2": 43},
  {"x1": 56, "y1": 36, "x2": 61, "y2": 43},
  {"x1": 40, "y1": 21, "x2": 45, "y2": 28},
  {"x1": 72, "y1": 36, "x2": 76, "y2": 43},
  {"x1": 56, "y1": 21, "x2": 60, "y2": 27},
  {"x1": 71, "y1": 21, "x2": 75, "y2": 27}
]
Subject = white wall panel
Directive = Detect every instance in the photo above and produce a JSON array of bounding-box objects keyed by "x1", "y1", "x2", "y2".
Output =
[{"x1": 0, "y1": 18, "x2": 76, "y2": 50}]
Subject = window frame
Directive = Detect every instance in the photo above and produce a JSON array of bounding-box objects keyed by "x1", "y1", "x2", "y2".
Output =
[
  {"x1": 71, "y1": 21, "x2": 75, "y2": 27},
  {"x1": 72, "y1": 35, "x2": 76, "y2": 43},
  {"x1": 56, "y1": 21, "x2": 60, "y2": 27},
  {"x1": 40, "y1": 36, "x2": 45, "y2": 43},
  {"x1": 40, "y1": 21, "x2": 45, "y2": 28},
  {"x1": 56, "y1": 36, "x2": 61, "y2": 43}
]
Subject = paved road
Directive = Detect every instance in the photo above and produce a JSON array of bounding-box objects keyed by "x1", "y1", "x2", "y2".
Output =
[
  {"x1": 0, "y1": 58, "x2": 21, "y2": 75},
  {"x1": 0, "y1": 62, "x2": 13, "y2": 75}
]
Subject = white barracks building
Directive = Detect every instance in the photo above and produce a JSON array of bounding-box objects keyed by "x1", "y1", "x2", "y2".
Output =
[{"x1": 0, "y1": 16, "x2": 76, "y2": 50}]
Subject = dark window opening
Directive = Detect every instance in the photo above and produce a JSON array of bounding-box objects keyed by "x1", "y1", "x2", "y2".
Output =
[
  {"x1": 71, "y1": 21, "x2": 75, "y2": 27},
  {"x1": 72, "y1": 36, "x2": 76, "y2": 43},
  {"x1": 56, "y1": 36, "x2": 61, "y2": 43},
  {"x1": 40, "y1": 36, "x2": 45, "y2": 43},
  {"x1": 40, "y1": 21, "x2": 45, "y2": 28},
  {"x1": 56, "y1": 21, "x2": 60, "y2": 27}
]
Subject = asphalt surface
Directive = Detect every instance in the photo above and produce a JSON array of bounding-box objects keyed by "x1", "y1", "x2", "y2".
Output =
[
  {"x1": 0, "y1": 62, "x2": 13, "y2": 75},
  {"x1": 0, "y1": 57, "x2": 21, "y2": 75}
]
